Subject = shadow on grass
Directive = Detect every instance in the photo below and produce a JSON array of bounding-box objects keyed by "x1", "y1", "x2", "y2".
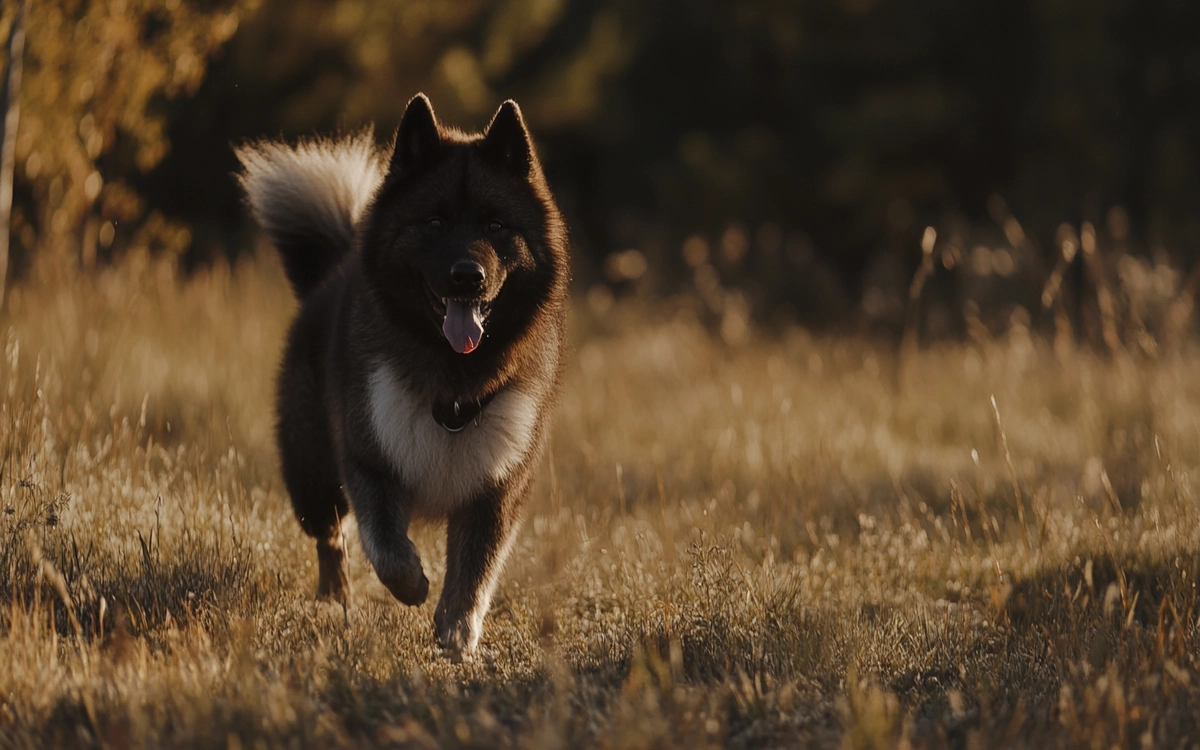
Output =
[
  {"x1": 893, "y1": 549, "x2": 1200, "y2": 749},
  {"x1": 314, "y1": 603, "x2": 847, "y2": 748},
  {"x1": 0, "y1": 530, "x2": 253, "y2": 640},
  {"x1": 1005, "y1": 549, "x2": 1200, "y2": 632}
]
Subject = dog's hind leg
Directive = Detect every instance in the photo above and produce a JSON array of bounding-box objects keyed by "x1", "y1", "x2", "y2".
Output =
[
  {"x1": 277, "y1": 367, "x2": 351, "y2": 603},
  {"x1": 434, "y1": 488, "x2": 522, "y2": 655},
  {"x1": 314, "y1": 525, "x2": 349, "y2": 603}
]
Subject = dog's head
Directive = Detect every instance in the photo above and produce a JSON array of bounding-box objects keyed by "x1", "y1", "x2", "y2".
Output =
[{"x1": 361, "y1": 94, "x2": 566, "y2": 355}]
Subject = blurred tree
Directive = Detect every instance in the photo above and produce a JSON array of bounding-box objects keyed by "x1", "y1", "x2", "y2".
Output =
[
  {"x1": 9, "y1": 0, "x2": 1200, "y2": 331},
  {"x1": 0, "y1": 0, "x2": 27, "y2": 305},
  {"x1": 1, "y1": 0, "x2": 249, "y2": 285}
]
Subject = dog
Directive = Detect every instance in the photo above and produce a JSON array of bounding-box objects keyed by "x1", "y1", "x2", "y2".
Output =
[{"x1": 236, "y1": 94, "x2": 569, "y2": 654}]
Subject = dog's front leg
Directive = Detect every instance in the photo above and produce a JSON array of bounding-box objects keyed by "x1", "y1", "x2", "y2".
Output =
[
  {"x1": 344, "y1": 459, "x2": 429, "y2": 606},
  {"x1": 434, "y1": 489, "x2": 520, "y2": 655}
]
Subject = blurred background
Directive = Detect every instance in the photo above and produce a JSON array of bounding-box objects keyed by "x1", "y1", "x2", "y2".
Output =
[{"x1": 3, "y1": 0, "x2": 1199, "y2": 340}]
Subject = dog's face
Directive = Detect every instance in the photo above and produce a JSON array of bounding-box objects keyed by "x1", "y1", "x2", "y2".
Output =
[{"x1": 362, "y1": 95, "x2": 564, "y2": 356}]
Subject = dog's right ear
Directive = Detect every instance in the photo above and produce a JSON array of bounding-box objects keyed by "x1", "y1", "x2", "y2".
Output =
[{"x1": 390, "y1": 93, "x2": 440, "y2": 176}]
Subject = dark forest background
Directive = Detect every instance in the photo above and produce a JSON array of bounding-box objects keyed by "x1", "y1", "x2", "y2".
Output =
[{"x1": 4, "y1": 0, "x2": 1200, "y2": 335}]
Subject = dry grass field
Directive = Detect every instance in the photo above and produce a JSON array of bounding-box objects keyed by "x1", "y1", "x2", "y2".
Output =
[{"x1": 3, "y1": 251, "x2": 1200, "y2": 748}]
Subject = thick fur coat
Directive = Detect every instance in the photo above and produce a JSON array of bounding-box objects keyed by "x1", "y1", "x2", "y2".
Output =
[{"x1": 236, "y1": 95, "x2": 569, "y2": 654}]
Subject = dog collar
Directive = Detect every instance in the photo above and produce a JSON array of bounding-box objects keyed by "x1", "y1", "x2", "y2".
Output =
[{"x1": 432, "y1": 391, "x2": 497, "y2": 433}]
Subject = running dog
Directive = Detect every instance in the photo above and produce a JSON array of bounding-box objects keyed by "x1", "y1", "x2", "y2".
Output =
[{"x1": 236, "y1": 94, "x2": 569, "y2": 654}]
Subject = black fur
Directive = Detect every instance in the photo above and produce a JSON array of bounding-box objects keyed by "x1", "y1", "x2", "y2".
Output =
[{"x1": 237, "y1": 94, "x2": 569, "y2": 654}]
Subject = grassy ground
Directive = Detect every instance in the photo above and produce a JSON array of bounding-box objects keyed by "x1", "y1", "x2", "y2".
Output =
[{"x1": 2, "y1": 252, "x2": 1200, "y2": 748}]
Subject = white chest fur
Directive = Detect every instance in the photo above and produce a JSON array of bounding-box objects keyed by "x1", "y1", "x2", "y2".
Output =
[{"x1": 367, "y1": 364, "x2": 542, "y2": 515}]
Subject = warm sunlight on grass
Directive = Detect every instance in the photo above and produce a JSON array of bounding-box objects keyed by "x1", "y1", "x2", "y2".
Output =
[{"x1": 2, "y1": 254, "x2": 1199, "y2": 747}]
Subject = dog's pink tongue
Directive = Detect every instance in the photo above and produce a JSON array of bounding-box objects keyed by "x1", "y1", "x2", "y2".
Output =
[{"x1": 442, "y1": 300, "x2": 484, "y2": 354}]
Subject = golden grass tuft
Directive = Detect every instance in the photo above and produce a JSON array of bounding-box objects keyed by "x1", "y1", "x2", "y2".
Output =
[{"x1": 2, "y1": 251, "x2": 1200, "y2": 747}]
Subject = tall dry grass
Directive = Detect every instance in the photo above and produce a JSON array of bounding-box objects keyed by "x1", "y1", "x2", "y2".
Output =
[{"x1": 2, "y1": 248, "x2": 1200, "y2": 747}]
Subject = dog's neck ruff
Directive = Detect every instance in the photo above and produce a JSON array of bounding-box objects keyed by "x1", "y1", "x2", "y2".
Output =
[{"x1": 432, "y1": 391, "x2": 497, "y2": 433}]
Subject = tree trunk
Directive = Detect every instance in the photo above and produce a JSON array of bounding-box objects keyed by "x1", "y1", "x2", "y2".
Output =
[{"x1": 0, "y1": 0, "x2": 28, "y2": 308}]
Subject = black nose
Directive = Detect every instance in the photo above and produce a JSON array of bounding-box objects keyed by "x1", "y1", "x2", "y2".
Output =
[{"x1": 449, "y1": 260, "x2": 486, "y2": 295}]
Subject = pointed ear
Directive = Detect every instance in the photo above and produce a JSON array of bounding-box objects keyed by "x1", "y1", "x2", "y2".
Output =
[
  {"x1": 390, "y1": 93, "x2": 441, "y2": 175},
  {"x1": 481, "y1": 100, "x2": 534, "y2": 174}
]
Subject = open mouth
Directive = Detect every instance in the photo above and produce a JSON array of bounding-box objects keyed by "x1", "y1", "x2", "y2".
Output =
[{"x1": 424, "y1": 283, "x2": 491, "y2": 354}]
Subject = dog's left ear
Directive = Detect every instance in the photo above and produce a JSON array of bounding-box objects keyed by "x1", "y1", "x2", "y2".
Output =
[{"x1": 482, "y1": 100, "x2": 535, "y2": 175}]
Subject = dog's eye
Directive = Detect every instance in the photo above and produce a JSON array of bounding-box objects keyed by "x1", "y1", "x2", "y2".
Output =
[
  {"x1": 487, "y1": 220, "x2": 504, "y2": 233},
  {"x1": 427, "y1": 217, "x2": 444, "y2": 231}
]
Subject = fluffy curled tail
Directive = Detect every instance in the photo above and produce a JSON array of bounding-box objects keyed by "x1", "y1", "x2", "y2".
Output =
[{"x1": 236, "y1": 131, "x2": 385, "y2": 299}]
